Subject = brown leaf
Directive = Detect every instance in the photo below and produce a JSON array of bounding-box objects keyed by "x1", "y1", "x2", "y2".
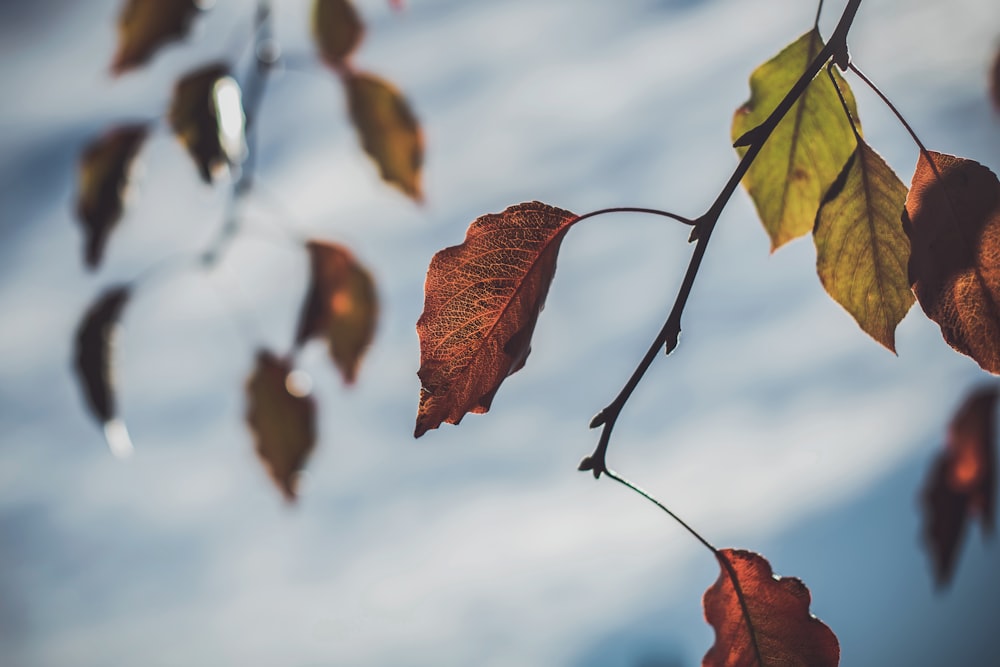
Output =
[
  {"x1": 345, "y1": 71, "x2": 423, "y2": 201},
  {"x1": 168, "y1": 62, "x2": 245, "y2": 184},
  {"x1": 921, "y1": 386, "x2": 998, "y2": 587},
  {"x1": 295, "y1": 241, "x2": 378, "y2": 384},
  {"x1": 312, "y1": 0, "x2": 364, "y2": 70},
  {"x1": 111, "y1": 0, "x2": 204, "y2": 76},
  {"x1": 703, "y1": 549, "x2": 839, "y2": 667},
  {"x1": 76, "y1": 124, "x2": 149, "y2": 269},
  {"x1": 415, "y1": 202, "x2": 578, "y2": 437},
  {"x1": 74, "y1": 287, "x2": 130, "y2": 425},
  {"x1": 903, "y1": 151, "x2": 1000, "y2": 373},
  {"x1": 246, "y1": 351, "x2": 317, "y2": 502}
]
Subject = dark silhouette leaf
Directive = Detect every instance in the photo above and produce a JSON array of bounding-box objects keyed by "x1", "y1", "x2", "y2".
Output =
[
  {"x1": 703, "y1": 549, "x2": 839, "y2": 667},
  {"x1": 74, "y1": 287, "x2": 135, "y2": 457},
  {"x1": 246, "y1": 351, "x2": 317, "y2": 503},
  {"x1": 295, "y1": 241, "x2": 378, "y2": 384},
  {"x1": 814, "y1": 138, "x2": 912, "y2": 350},
  {"x1": 991, "y1": 46, "x2": 1000, "y2": 113},
  {"x1": 415, "y1": 202, "x2": 578, "y2": 437},
  {"x1": 312, "y1": 0, "x2": 364, "y2": 70},
  {"x1": 903, "y1": 151, "x2": 1000, "y2": 373},
  {"x1": 111, "y1": 0, "x2": 203, "y2": 76},
  {"x1": 733, "y1": 29, "x2": 859, "y2": 250},
  {"x1": 921, "y1": 386, "x2": 998, "y2": 587},
  {"x1": 76, "y1": 124, "x2": 149, "y2": 269},
  {"x1": 346, "y1": 71, "x2": 423, "y2": 201},
  {"x1": 168, "y1": 62, "x2": 245, "y2": 184}
]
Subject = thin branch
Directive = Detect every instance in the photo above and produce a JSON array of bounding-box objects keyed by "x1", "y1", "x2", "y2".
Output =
[
  {"x1": 814, "y1": 0, "x2": 824, "y2": 30},
  {"x1": 581, "y1": 0, "x2": 864, "y2": 478},
  {"x1": 202, "y1": 0, "x2": 278, "y2": 267}
]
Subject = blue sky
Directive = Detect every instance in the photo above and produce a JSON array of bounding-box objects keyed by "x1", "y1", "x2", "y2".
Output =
[{"x1": 1, "y1": 0, "x2": 999, "y2": 665}]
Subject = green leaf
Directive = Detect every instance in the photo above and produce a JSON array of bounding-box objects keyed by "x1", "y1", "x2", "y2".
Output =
[
  {"x1": 814, "y1": 139, "x2": 913, "y2": 351},
  {"x1": 733, "y1": 29, "x2": 859, "y2": 250}
]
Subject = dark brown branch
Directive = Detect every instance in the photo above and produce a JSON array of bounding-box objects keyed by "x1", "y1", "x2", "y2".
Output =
[{"x1": 581, "y1": 0, "x2": 864, "y2": 478}]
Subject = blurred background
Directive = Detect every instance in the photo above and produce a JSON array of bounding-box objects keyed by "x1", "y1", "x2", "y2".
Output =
[{"x1": 1, "y1": 0, "x2": 999, "y2": 665}]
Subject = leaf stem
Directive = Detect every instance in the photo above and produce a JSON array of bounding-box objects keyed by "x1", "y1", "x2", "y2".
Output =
[
  {"x1": 573, "y1": 207, "x2": 695, "y2": 227},
  {"x1": 605, "y1": 468, "x2": 716, "y2": 553},
  {"x1": 581, "y1": 0, "x2": 864, "y2": 478},
  {"x1": 604, "y1": 468, "x2": 764, "y2": 667},
  {"x1": 814, "y1": 0, "x2": 824, "y2": 30},
  {"x1": 847, "y1": 62, "x2": 930, "y2": 157},
  {"x1": 826, "y1": 63, "x2": 861, "y2": 142}
]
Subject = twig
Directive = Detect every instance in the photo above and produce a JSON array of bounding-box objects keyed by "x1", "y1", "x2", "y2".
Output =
[{"x1": 581, "y1": 0, "x2": 864, "y2": 478}]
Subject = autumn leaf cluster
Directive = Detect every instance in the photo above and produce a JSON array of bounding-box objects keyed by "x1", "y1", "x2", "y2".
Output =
[{"x1": 74, "y1": 0, "x2": 420, "y2": 499}]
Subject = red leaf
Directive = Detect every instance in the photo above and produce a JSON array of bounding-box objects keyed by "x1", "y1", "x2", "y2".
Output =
[
  {"x1": 903, "y1": 151, "x2": 1000, "y2": 373},
  {"x1": 703, "y1": 549, "x2": 839, "y2": 667},
  {"x1": 74, "y1": 287, "x2": 130, "y2": 426},
  {"x1": 76, "y1": 124, "x2": 149, "y2": 269},
  {"x1": 295, "y1": 241, "x2": 378, "y2": 384},
  {"x1": 111, "y1": 0, "x2": 204, "y2": 76},
  {"x1": 415, "y1": 202, "x2": 578, "y2": 437},
  {"x1": 312, "y1": 0, "x2": 364, "y2": 70},
  {"x1": 921, "y1": 386, "x2": 998, "y2": 587},
  {"x1": 245, "y1": 351, "x2": 317, "y2": 503}
]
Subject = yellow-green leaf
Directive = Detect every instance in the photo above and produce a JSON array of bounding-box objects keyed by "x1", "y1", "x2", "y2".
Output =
[
  {"x1": 312, "y1": 0, "x2": 364, "y2": 70},
  {"x1": 111, "y1": 0, "x2": 204, "y2": 76},
  {"x1": 295, "y1": 241, "x2": 378, "y2": 384},
  {"x1": 168, "y1": 62, "x2": 246, "y2": 184},
  {"x1": 733, "y1": 29, "x2": 859, "y2": 250},
  {"x1": 815, "y1": 139, "x2": 913, "y2": 350},
  {"x1": 245, "y1": 351, "x2": 317, "y2": 503},
  {"x1": 345, "y1": 71, "x2": 424, "y2": 201}
]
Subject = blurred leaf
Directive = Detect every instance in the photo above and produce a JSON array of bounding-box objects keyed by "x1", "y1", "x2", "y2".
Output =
[
  {"x1": 111, "y1": 0, "x2": 204, "y2": 76},
  {"x1": 168, "y1": 62, "x2": 245, "y2": 184},
  {"x1": 903, "y1": 151, "x2": 1000, "y2": 373},
  {"x1": 74, "y1": 286, "x2": 130, "y2": 425},
  {"x1": 733, "y1": 29, "x2": 859, "y2": 250},
  {"x1": 312, "y1": 0, "x2": 364, "y2": 70},
  {"x1": 814, "y1": 138, "x2": 912, "y2": 350},
  {"x1": 415, "y1": 202, "x2": 578, "y2": 437},
  {"x1": 295, "y1": 241, "x2": 378, "y2": 384},
  {"x1": 246, "y1": 351, "x2": 317, "y2": 502},
  {"x1": 346, "y1": 71, "x2": 423, "y2": 201},
  {"x1": 921, "y1": 386, "x2": 998, "y2": 587},
  {"x1": 76, "y1": 124, "x2": 149, "y2": 269},
  {"x1": 991, "y1": 46, "x2": 1000, "y2": 113},
  {"x1": 703, "y1": 548, "x2": 839, "y2": 667}
]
